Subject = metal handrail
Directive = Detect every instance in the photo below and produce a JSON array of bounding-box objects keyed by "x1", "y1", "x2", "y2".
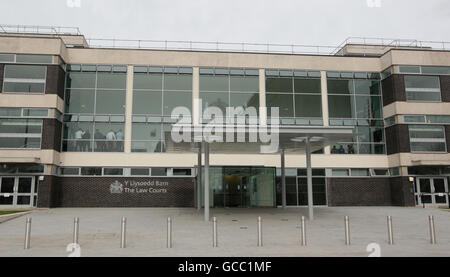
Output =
[{"x1": 1, "y1": 24, "x2": 450, "y2": 55}]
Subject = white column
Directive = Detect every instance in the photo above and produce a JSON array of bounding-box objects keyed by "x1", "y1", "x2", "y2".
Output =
[
  {"x1": 321, "y1": 70, "x2": 331, "y2": 154},
  {"x1": 306, "y1": 137, "x2": 314, "y2": 220},
  {"x1": 192, "y1": 67, "x2": 200, "y2": 125},
  {"x1": 124, "y1": 65, "x2": 134, "y2": 153},
  {"x1": 259, "y1": 68, "x2": 267, "y2": 126},
  {"x1": 197, "y1": 143, "x2": 202, "y2": 210},
  {"x1": 204, "y1": 142, "x2": 210, "y2": 222}
]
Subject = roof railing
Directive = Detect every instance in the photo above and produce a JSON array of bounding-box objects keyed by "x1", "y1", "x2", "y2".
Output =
[
  {"x1": 1, "y1": 24, "x2": 449, "y2": 55},
  {"x1": 0, "y1": 24, "x2": 81, "y2": 36}
]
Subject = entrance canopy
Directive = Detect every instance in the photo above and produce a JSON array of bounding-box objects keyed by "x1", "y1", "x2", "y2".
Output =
[
  {"x1": 161, "y1": 123, "x2": 357, "y2": 222},
  {"x1": 162, "y1": 124, "x2": 356, "y2": 154}
]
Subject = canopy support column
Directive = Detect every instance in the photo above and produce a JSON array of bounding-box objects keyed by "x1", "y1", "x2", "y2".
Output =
[
  {"x1": 197, "y1": 142, "x2": 202, "y2": 210},
  {"x1": 204, "y1": 142, "x2": 210, "y2": 222},
  {"x1": 281, "y1": 149, "x2": 286, "y2": 208},
  {"x1": 305, "y1": 136, "x2": 313, "y2": 220}
]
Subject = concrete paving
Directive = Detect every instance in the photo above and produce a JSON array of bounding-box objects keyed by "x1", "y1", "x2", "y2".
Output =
[{"x1": 0, "y1": 207, "x2": 449, "y2": 257}]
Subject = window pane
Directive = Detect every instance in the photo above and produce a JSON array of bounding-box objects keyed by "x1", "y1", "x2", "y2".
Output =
[
  {"x1": 294, "y1": 78, "x2": 321, "y2": 94},
  {"x1": 132, "y1": 123, "x2": 161, "y2": 141},
  {"x1": 0, "y1": 137, "x2": 41, "y2": 149},
  {"x1": 200, "y1": 92, "x2": 229, "y2": 114},
  {"x1": 355, "y1": 96, "x2": 370, "y2": 118},
  {"x1": 229, "y1": 93, "x2": 259, "y2": 111},
  {"x1": 61, "y1": 168, "x2": 79, "y2": 175},
  {"x1": 4, "y1": 65, "x2": 46, "y2": 79},
  {"x1": 96, "y1": 73, "x2": 126, "y2": 89},
  {"x1": 16, "y1": 54, "x2": 53, "y2": 64},
  {"x1": 295, "y1": 95, "x2": 322, "y2": 117},
  {"x1": 266, "y1": 78, "x2": 292, "y2": 93},
  {"x1": 200, "y1": 76, "x2": 229, "y2": 91},
  {"x1": 65, "y1": 89, "x2": 95, "y2": 114},
  {"x1": 328, "y1": 95, "x2": 354, "y2": 118},
  {"x1": 81, "y1": 167, "x2": 102, "y2": 176},
  {"x1": 411, "y1": 142, "x2": 446, "y2": 152},
  {"x1": 406, "y1": 91, "x2": 441, "y2": 102},
  {"x1": 3, "y1": 82, "x2": 45, "y2": 93},
  {"x1": 371, "y1": 96, "x2": 383, "y2": 118},
  {"x1": 132, "y1": 91, "x2": 162, "y2": 115},
  {"x1": 163, "y1": 91, "x2": 192, "y2": 116},
  {"x1": 409, "y1": 125, "x2": 445, "y2": 139},
  {"x1": 354, "y1": 80, "x2": 380, "y2": 95},
  {"x1": 0, "y1": 54, "x2": 14, "y2": 62},
  {"x1": 351, "y1": 168, "x2": 370, "y2": 176},
  {"x1": 327, "y1": 79, "x2": 353, "y2": 94},
  {"x1": 66, "y1": 72, "x2": 96, "y2": 88},
  {"x1": 95, "y1": 90, "x2": 126, "y2": 114},
  {"x1": 0, "y1": 108, "x2": 21, "y2": 116},
  {"x1": 94, "y1": 123, "x2": 124, "y2": 152},
  {"x1": 405, "y1": 75, "x2": 440, "y2": 89},
  {"x1": 266, "y1": 94, "x2": 294, "y2": 117},
  {"x1": 164, "y1": 75, "x2": 192, "y2": 90},
  {"x1": 422, "y1": 66, "x2": 450, "y2": 75},
  {"x1": 103, "y1": 168, "x2": 123, "y2": 176},
  {"x1": 131, "y1": 168, "x2": 150, "y2": 175},
  {"x1": 0, "y1": 119, "x2": 42, "y2": 134},
  {"x1": 398, "y1": 66, "x2": 421, "y2": 74},
  {"x1": 23, "y1": 109, "x2": 49, "y2": 117},
  {"x1": 133, "y1": 74, "x2": 162, "y2": 90},
  {"x1": 332, "y1": 169, "x2": 349, "y2": 176},
  {"x1": 151, "y1": 167, "x2": 167, "y2": 176},
  {"x1": 230, "y1": 76, "x2": 259, "y2": 92}
]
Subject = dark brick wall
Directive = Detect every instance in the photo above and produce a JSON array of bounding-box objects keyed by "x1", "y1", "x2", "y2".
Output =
[
  {"x1": 0, "y1": 64, "x2": 4, "y2": 93},
  {"x1": 41, "y1": 118, "x2": 62, "y2": 151},
  {"x1": 385, "y1": 124, "x2": 411, "y2": 155},
  {"x1": 36, "y1": 175, "x2": 61, "y2": 208},
  {"x1": 390, "y1": 177, "x2": 415, "y2": 207},
  {"x1": 45, "y1": 65, "x2": 65, "y2": 99},
  {"x1": 327, "y1": 178, "x2": 391, "y2": 206},
  {"x1": 38, "y1": 177, "x2": 195, "y2": 208},
  {"x1": 381, "y1": 74, "x2": 406, "y2": 106},
  {"x1": 440, "y1": 75, "x2": 450, "y2": 102}
]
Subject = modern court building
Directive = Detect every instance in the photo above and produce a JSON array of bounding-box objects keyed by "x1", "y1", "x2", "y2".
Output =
[{"x1": 0, "y1": 25, "x2": 449, "y2": 215}]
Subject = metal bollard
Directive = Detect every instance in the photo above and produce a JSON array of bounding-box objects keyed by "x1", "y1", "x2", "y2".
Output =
[
  {"x1": 120, "y1": 217, "x2": 127, "y2": 248},
  {"x1": 167, "y1": 217, "x2": 172, "y2": 248},
  {"x1": 212, "y1": 217, "x2": 218, "y2": 247},
  {"x1": 73, "y1": 217, "x2": 79, "y2": 244},
  {"x1": 344, "y1": 216, "x2": 350, "y2": 245},
  {"x1": 257, "y1": 216, "x2": 263, "y2": 247},
  {"x1": 429, "y1": 215, "x2": 436, "y2": 244},
  {"x1": 300, "y1": 216, "x2": 306, "y2": 246},
  {"x1": 24, "y1": 217, "x2": 32, "y2": 249},
  {"x1": 387, "y1": 216, "x2": 394, "y2": 245}
]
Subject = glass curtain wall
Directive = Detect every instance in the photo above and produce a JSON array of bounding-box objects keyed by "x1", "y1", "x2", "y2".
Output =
[
  {"x1": 63, "y1": 65, "x2": 127, "y2": 152},
  {"x1": 202, "y1": 166, "x2": 276, "y2": 208},
  {"x1": 275, "y1": 168, "x2": 327, "y2": 206},
  {"x1": 131, "y1": 66, "x2": 192, "y2": 152},
  {"x1": 327, "y1": 72, "x2": 385, "y2": 154},
  {"x1": 265, "y1": 69, "x2": 322, "y2": 125}
]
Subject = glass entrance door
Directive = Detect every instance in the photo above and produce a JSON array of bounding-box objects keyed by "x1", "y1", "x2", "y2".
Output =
[
  {"x1": 416, "y1": 177, "x2": 448, "y2": 206},
  {"x1": 223, "y1": 175, "x2": 250, "y2": 207},
  {"x1": 0, "y1": 176, "x2": 35, "y2": 207}
]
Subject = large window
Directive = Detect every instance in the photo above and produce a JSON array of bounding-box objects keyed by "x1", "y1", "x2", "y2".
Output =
[
  {"x1": 0, "y1": 119, "x2": 42, "y2": 149},
  {"x1": 409, "y1": 125, "x2": 446, "y2": 153},
  {"x1": 265, "y1": 69, "x2": 322, "y2": 125},
  {"x1": 327, "y1": 72, "x2": 385, "y2": 154},
  {"x1": 2, "y1": 65, "x2": 46, "y2": 93},
  {"x1": 63, "y1": 65, "x2": 127, "y2": 152},
  {"x1": 404, "y1": 75, "x2": 441, "y2": 102},
  {"x1": 131, "y1": 66, "x2": 192, "y2": 153},
  {"x1": 200, "y1": 68, "x2": 259, "y2": 121}
]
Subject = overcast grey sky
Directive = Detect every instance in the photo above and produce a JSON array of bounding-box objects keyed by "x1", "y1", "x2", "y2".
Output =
[{"x1": 1, "y1": 0, "x2": 449, "y2": 46}]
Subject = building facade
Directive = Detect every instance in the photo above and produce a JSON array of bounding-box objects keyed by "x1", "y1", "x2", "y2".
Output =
[{"x1": 0, "y1": 27, "x2": 449, "y2": 209}]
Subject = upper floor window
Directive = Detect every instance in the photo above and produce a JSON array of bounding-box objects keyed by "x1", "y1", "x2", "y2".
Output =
[
  {"x1": 2, "y1": 65, "x2": 46, "y2": 93},
  {"x1": 404, "y1": 75, "x2": 441, "y2": 102},
  {"x1": 265, "y1": 69, "x2": 322, "y2": 125},
  {"x1": 409, "y1": 125, "x2": 446, "y2": 153}
]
